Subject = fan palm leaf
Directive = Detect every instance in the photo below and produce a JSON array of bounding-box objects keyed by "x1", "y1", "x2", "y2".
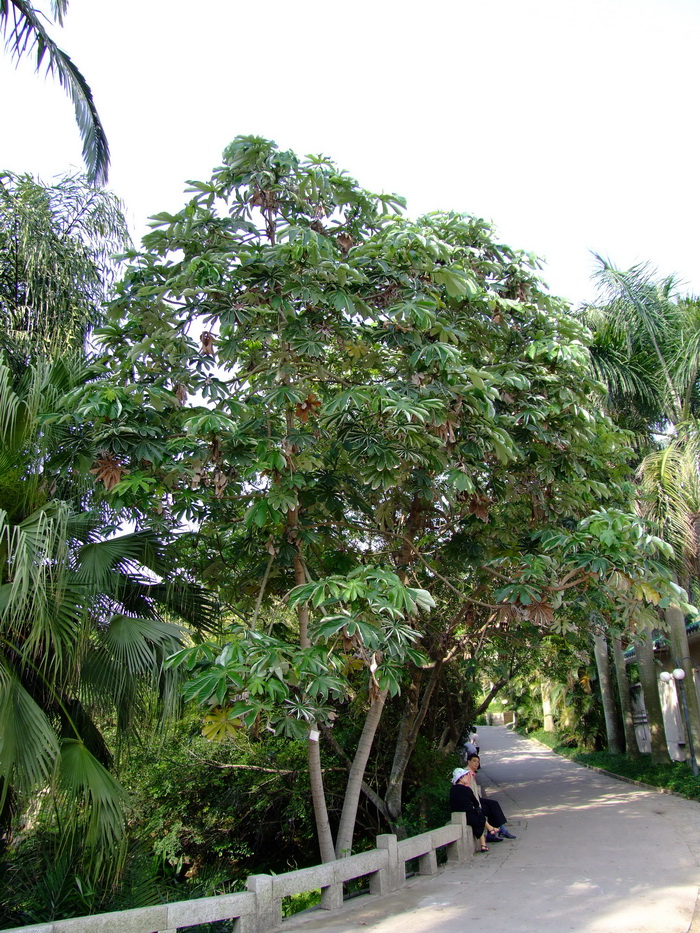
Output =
[{"x1": 0, "y1": 661, "x2": 59, "y2": 797}]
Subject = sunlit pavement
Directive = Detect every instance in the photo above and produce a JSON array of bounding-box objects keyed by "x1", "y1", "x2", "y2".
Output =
[{"x1": 282, "y1": 726, "x2": 700, "y2": 933}]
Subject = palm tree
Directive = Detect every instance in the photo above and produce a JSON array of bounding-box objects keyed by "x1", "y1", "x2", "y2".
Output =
[
  {"x1": 0, "y1": 353, "x2": 215, "y2": 860},
  {"x1": 0, "y1": 170, "x2": 128, "y2": 371},
  {"x1": 583, "y1": 257, "x2": 700, "y2": 757},
  {"x1": 1, "y1": 1, "x2": 110, "y2": 185},
  {"x1": 0, "y1": 170, "x2": 214, "y2": 882}
]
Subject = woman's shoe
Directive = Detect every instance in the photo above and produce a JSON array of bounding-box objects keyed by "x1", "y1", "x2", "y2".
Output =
[
  {"x1": 478, "y1": 844, "x2": 489, "y2": 852},
  {"x1": 485, "y1": 832, "x2": 503, "y2": 842}
]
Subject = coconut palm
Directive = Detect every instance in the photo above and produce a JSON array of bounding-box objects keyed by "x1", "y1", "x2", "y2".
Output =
[{"x1": 1, "y1": 0, "x2": 110, "y2": 184}]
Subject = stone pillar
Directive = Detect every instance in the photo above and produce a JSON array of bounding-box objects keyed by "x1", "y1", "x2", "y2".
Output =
[
  {"x1": 320, "y1": 880, "x2": 343, "y2": 911},
  {"x1": 371, "y1": 833, "x2": 400, "y2": 895},
  {"x1": 418, "y1": 849, "x2": 438, "y2": 875},
  {"x1": 447, "y1": 811, "x2": 469, "y2": 862},
  {"x1": 246, "y1": 874, "x2": 279, "y2": 933}
]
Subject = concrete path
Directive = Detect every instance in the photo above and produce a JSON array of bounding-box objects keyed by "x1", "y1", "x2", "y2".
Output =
[{"x1": 282, "y1": 726, "x2": 700, "y2": 933}]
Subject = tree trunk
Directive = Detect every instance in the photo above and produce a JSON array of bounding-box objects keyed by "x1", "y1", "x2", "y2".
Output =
[
  {"x1": 665, "y1": 604, "x2": 700, "y2": 755},
  {"x1": 384, "y1": 661, "x2": 445, "y2": 834},
  {"x1": 592, "y1": 631, "x2": 623, "y2": 754},
  {"x1": 541, "y1": 681, "x2": 555, "y2": 732},
  {"x1": 334, "y1": 688, "x2": 388, "y2": 858},
  {"x1": 612, "y1": 636, "x2": 640, "y2": 758},
  {"x1": 294, "y1": 549, "x2": 335, "y2": 863},
  {"x1": 635, "y1": 628, "x2": 669, "y2": 764}
]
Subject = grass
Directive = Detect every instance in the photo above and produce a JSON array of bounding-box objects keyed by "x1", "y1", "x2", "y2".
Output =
[{"x1": 524, "y1": 728, "x2": 700, "y2": 801}]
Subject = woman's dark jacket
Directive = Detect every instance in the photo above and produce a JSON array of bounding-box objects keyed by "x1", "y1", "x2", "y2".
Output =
[{"x1": 449, "y1": 782, "x2": 486, "y2": 837}]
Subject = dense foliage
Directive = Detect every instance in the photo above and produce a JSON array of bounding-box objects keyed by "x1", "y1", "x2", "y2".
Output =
[{"x1": 2, "y1": 145, "x2": 698, "y2": 922}]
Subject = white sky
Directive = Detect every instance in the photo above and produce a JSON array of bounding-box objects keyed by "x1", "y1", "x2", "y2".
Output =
[{"x1": 2, "y1": 0, "x2": 700, "y2": 305}]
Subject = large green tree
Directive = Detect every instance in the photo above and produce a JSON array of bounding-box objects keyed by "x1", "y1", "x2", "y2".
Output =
[
  {"x1": 0, "y1": 170, "x2": 127, "y2": 371},
  {"x1": 69, "y1": 137, "x2": 691, "y2": 858}
]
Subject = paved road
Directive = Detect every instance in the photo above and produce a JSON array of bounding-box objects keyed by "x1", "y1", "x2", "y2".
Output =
[{"x1": 283, "y1": 726, "x2": 700, "y2": 933}]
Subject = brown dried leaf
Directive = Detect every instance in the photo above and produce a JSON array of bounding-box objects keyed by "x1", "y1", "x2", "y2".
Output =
[
  {"x1": 200, "y1": 331, "x2": 216, "y2": 357},
  {"x1": 89, "y1": 453, "x2": 128, "y2": 491},
  {"x1": 468, "y1": 494, "x2": 490, "y2": 523}
]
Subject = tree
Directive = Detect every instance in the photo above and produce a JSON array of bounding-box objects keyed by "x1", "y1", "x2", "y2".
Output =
[
  {"x1": 71, "y1": 137, "x2": 691, "y2": 858},
  {"x1": 0, "y1": 170, "x2": 128, "y2": 371},
  {"x1": 584, "y1": 258, "x2": 700, "y2": 757},
  {"x1": 0, "y1": 172, "x2": 213, "y2": 896},
  {"x1": 591, "y1": 629, "x2": 623, "y2": 754},
  {"x1": 1, "y1": 1, "x2": 110, "y2": 184},
  {"x1": 0, "y1": 353, "x2": 215, "y2": 863}
]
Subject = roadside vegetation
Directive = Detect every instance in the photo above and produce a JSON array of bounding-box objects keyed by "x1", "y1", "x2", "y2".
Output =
[{"x1": 2, "y1": 134, "x2": 700, "y2": 925}]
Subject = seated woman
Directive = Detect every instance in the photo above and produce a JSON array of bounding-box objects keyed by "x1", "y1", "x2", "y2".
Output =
[
  {"x1": 449, "y1": 756, "x2": 516, "y2": 852},
  {"x1": 449, "y1": 766, "x2": 494, "y2": 852}
]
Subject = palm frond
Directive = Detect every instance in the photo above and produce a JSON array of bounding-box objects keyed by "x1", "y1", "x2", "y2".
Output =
[
  {"x1": 101, "y1": 615, "x2": 184, "y2": 676},
  {"x1": 1, "y1": 1, "x2": 110, "y2": 184},
  {"x1": 56, "y1": 739, "x2": 126, "y2": 848},
  {"x1": 0, "y1": 661, "x2": 60, "y2": 798},
  {"x1": 636, "y1": 436, "x2": 700, "y2": 569},
  {"x1": 74, "y1": 531, "x2": 167, "y2": 588}
]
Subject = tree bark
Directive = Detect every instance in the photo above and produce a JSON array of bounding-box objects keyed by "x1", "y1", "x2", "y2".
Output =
[
  {"x1": 334, "y1": 688, "x2": 389, "y2": 858},
  {"x1": 541, "y1": 681, "x2": 555, "y2": 732},
  {"x1": 611, "y1": 636, "x2": 640, "y2": 758},
  {"x1": 320, "y1": 724, "x2": 392, "y2": 822},
  {"x1": 592, "y1": 631, "x2": 623, "y2": 754},
  {"x1": 384, "y1": 661, "x2": 446, "y2": 834},
  {"x1": 635, "y1": 627, "x2": 669, "y2": 763},
  {"x1": 665, "y1": 604, "x2": 700, "y2": 755},
  {"x1": 294, "y1": 549, "x2": 335, "y2": 863}
]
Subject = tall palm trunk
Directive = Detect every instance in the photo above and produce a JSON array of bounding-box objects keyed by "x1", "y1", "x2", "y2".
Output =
[
  {"x1": 612, "y1": 636, "x2": 640, "y2": 758},
  {"x1": 592, "y1": 631, "x2": 623, "y2": 754},
  {"x1": 635, "y1": 628, "x2": 669, "y2": 763}
]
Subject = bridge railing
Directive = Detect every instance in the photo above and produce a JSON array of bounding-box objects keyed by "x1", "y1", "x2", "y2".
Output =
[{"x1": 6, "y1": 812, "x2": 473, "y2": 933}]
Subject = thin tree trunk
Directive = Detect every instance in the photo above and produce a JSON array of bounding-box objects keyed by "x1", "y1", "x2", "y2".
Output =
[
  {"x1": 319, "y1": 724, "x2": 392, "y2": 822},
  {"x1": 334, "y1": 688, "x2": 389, "y2": 858},
  {"x1": 541, "y1": 681, "x2": 555, "y2": 732},
  {"x1": 294, "y1": 549, "x2": 335, "y2": 863},
  {"x1": 592, "y1": 631, "x2": 623, "y2": 754},
  {"x1": 385, "y1": 661, "x2": 445, "y2": 831},
  {"x1": 612, "y1": 636, "x2": 640, "y2": 758},
  {"x1": 635, "y1": 627, "x2": 669, "y2": 763},
  {"x1": 665, "y1": 604, "x2": 700, "y2": 755}
]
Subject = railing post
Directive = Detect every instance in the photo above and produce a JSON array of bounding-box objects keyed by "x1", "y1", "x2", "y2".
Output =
[
  {"x1": 371, "y1": 833, "x2": 400, "y2": 895},
  {"x1": 448, "y1": 811, "x2": 470, "y2": 862},
  {"x1": 320, "y1": 876, "x2": 344, "y2": 911},
  {"x1": 246, "y1": 874, "x2": 280, "y2": 933},
  {"x1": 418, "y1": 848, "x2": 438, "y2": 875}
]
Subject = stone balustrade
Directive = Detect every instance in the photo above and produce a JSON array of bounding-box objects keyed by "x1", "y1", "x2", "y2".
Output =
[{"x1": 5, "y1": 812, "x2": 472, "y2": 933}]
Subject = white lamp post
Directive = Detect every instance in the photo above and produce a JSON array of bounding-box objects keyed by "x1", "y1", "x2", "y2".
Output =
[{"x1": 660, "y1": 664, "x2": 698, "y2": 776}]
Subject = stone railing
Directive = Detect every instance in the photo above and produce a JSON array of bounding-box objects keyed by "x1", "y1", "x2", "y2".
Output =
[{"x1": 5, "y1": 813, "x2": 473, "y2": 933}]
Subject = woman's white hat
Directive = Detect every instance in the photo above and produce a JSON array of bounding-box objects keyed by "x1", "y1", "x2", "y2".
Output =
[{"x1": 451, "y1": 767, "x2": 468, "y2": 784}]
